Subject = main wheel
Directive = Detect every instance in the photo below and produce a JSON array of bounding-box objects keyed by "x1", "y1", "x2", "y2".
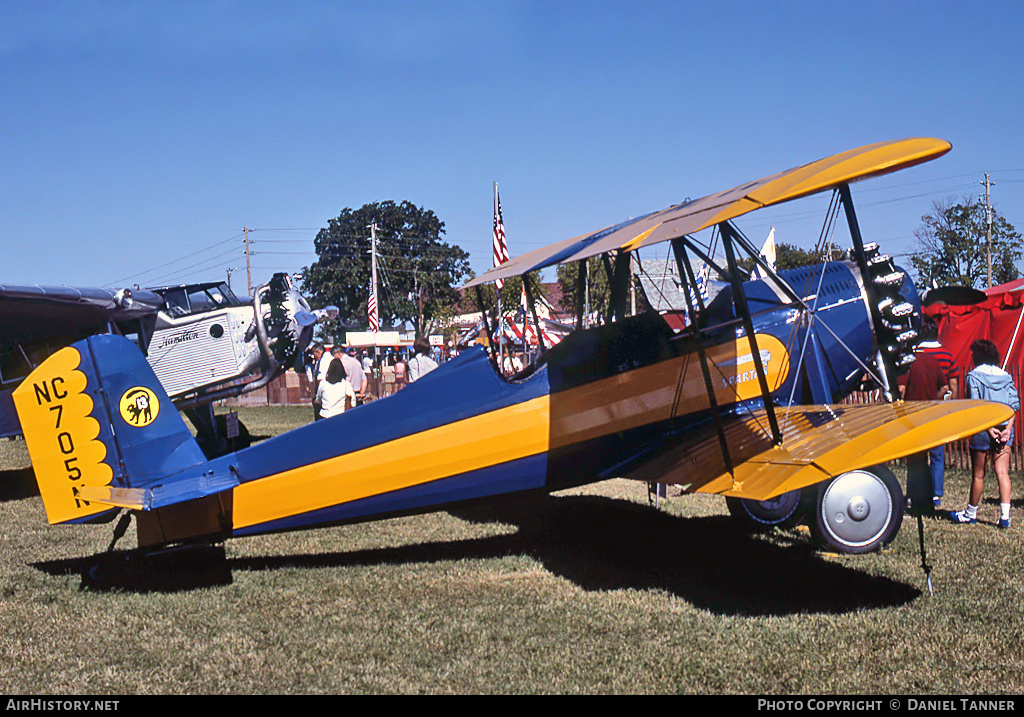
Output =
[
  {"x1": 811, "y1": 465, "x2": 903, "y2": 554},
  {"x1": 726, "y1": 489, "x2": 804, "y2": 532}
]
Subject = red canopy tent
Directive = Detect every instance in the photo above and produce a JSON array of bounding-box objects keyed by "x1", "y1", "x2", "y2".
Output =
[
  {"x1": 925, "y1": 278, "x2": 1024, "y2": 372},
  {"x1": 925, "y1": 279, "x2": 1024, "y2": 469}
]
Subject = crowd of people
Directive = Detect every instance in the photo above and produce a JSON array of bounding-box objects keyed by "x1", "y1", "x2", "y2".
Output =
[{"x1": 306, "y1": 337, "x2": 442, "y2": 421}]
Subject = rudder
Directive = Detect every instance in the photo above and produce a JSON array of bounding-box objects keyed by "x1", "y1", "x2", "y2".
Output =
[{"x1": 13, "y1": 334, "x2": 206, "y2": 524}]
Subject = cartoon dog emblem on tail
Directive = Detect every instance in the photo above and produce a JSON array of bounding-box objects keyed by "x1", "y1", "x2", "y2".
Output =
[{"x1": 119, "y1": 387, "x2": 160, "y2": 427}]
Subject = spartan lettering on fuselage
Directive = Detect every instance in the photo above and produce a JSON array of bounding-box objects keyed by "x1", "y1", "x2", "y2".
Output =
[
  {"x1": 32, "y1": 376, "x2": 88, "y2": 506},
  {"x1": 719, "y1": 350, "x2": 773, "y2": 389}
]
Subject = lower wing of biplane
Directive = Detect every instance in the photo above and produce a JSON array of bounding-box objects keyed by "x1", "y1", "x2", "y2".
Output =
[{"x1": 11, "y1": 137, "x2": 1014, "y2": 578}]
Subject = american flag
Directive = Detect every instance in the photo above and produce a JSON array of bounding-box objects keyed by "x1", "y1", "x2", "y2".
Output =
[
  {"x1": 682, "y1": 264, "x2": 711, "y2": 328},
  {"x1": 521, "y1": 282, "x2": 533, "y2": 343},
  {"x1": 493, "y1": 185, "x2": 509, "y2": 289},
  {"x1": 367, "y1": 289, "x2": 378, "y2": 332},
  {"x1": 696, "y1": 263, "x2": 710, "y2": 306}
]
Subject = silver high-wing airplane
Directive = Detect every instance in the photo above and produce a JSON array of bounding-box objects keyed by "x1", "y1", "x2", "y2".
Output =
[{"x1": 1, "y1": 273, "x2": 335, "y2": 455}]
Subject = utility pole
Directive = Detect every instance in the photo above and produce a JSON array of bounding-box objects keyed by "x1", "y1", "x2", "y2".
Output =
[
  {"x1": 243, "y1": 227, "x2": 253, "y2": 297},
  {"x1": 226, "y1": 267, "x2": 236, "y2": 293},
  {"x1": 584, "y1": 260, "x2": 590, "y2": 329},
  {"x1": 981, "y1": 173, "x2": 994, "y2": 288},
  {"x1": 370, "y1": 222, "x2": 378, "y2": 332},
  {"x1": 413, "y1": 270, "x2": 424, "y2": 338}
]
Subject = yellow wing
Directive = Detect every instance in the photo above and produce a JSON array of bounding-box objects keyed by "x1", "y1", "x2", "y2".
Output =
[
  {"x1": 465, "y1": 137, "x2": 951, "y2": 288},
  {"x1": 623, "y1": 399, "x2": 1012, "y2": 501}
]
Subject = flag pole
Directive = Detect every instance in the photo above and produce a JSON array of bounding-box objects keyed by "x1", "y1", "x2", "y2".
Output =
[
  {"x1": 370, "y1": 222, "x2": 379, "y2": 368},
  {"x1": 493, "y1": 183, "x2": 507, "y2": 374}
]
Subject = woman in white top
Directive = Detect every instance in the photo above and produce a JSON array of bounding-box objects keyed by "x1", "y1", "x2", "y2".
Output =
[
  {"x1": 316, "y1": 358, "x2": 355, "y2": 419},
  {"x1": 407, "y1": 337, "x2": 438, "y2": 382}
]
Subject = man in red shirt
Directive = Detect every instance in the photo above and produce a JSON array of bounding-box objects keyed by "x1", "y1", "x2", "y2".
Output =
[{"x1": 898, "y1": 317, "x2": 958, "y2": 514}]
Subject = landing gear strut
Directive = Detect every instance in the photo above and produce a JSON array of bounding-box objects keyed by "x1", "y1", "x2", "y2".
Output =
[{"x1": 186, "y1": 405, "x2": 251, "y2": 458}]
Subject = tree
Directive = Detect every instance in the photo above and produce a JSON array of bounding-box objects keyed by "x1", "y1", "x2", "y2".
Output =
[
  {"x1": 472, "y1": 272, "x2": 544, "y2": 319},
  {"x1": 910, "y1": 196, "x2": 1022, "y2": 289},
  {"x1": 556, "y1": 256, "x2": 612, "y2": 323},
  {"x1": 774, "y1": 242, "x2": 846, "y2": 271},
  {"x1": 302, "y1": 201, "x2": 470, "y2": 341},
  {"x1": 737, "y1": 242, "x2": 845, "y2": 275}
]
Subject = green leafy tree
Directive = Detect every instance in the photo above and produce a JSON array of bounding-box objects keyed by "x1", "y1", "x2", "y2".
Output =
[
  {"x1": 471, "y1": 272, "x2": 545, "y2": 319},
  {"x1": 302, "y1": 201, "x2": 470, "y2": 341},
  {"x1": 775, "y1": 242, "x2": 845, "y2": 271},
  {"x1": 556, "y1": 257, "x2": 611, "y2": 322},
  {"x1": 910, "y1": 196, "x2": 1022, "y2": 289},
  {"x1": 738, "y1": 242, "x2": 844, "y2": 275}
]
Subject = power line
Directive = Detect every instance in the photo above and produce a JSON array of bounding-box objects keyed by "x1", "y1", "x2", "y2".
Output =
[
  {"x1": 140, "y1": 246, "x2": 246, "y2": 287},
  {"x1": 105, "y1": 231, "x2": 244, "y2": 286}
]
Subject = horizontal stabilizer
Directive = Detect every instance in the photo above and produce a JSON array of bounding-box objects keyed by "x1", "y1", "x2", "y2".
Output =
[
  {"x1": 77, "y1": 468, "x2": 239, "y2": 511},
  {"x1": 625, "y1": 400, "x2": 1014, "y2": 501}
]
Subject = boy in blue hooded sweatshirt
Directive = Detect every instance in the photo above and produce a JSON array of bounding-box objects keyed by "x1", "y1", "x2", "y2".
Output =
[{"x1": 951, "y1": 339, "x2": 1019, "y2": 528}]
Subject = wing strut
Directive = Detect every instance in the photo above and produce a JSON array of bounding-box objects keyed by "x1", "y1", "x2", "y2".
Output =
[
  {"x1": 474, "y1": 285, "x2": 499, "y2": 366},
  {"x1": 696, "y1": 214, "x2": 891, "y2": 397},
  {"x1": 671, "y1": 238, "x2": 735, "y2": 475},
  {"x1": 720, "y1": 222, "x2": 784, "y2": 446},
  {"x1": 523, "y1": 273, "x2": 547, "y2": 355},
  {"x1": 678, "y1": 229, "x2": 733, "y2": 286},
  {"x1": 574, "y1": 259, "x2": 587, "y2": 330},
  {"x1": 599, "y1": 252, "x2": 633, "y2": 323},
  {"x1": 840, "y1": 184, "x2": 897, "y2": 402}
]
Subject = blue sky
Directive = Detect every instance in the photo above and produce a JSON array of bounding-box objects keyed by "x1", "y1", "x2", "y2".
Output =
[{"x1": 2, "y1": 1, "x2": 1023, "y2": 300}]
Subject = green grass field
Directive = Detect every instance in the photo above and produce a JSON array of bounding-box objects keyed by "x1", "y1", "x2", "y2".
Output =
[{"x1": 1, "y1": 405, "x2": 1021, "y2": 694}]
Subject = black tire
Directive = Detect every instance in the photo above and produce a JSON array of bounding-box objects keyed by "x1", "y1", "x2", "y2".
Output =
[
  {"x1": 811, "y1": 465, "x2": 904, "y2": 554},
  {"x1": 726, "y1": 489, "x2": 804, "y2": 532}
]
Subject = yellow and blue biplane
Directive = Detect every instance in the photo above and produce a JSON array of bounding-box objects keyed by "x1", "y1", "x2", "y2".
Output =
[{"x1": 13, "y1": 138, "x2": 1013, "y2": 584}]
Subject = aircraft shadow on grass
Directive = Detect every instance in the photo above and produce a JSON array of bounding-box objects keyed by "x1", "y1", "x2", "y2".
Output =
[
  {"x1": 0, "y1": 467, "x2": 40, "y2": 501},
  {"x1": 31, "y1": 492, "x2": 920, "y2": 616}
]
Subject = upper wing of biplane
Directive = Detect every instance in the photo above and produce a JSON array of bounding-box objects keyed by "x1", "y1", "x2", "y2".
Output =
[
  {"x1": 0, "y1": 283, "x2": 165, "y2": 351},
  {"x1": 465, "y1": 137, "x2": 951, "y2": 288}
]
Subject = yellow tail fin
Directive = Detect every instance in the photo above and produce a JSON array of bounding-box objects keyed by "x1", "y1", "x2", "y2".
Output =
[{"x1": 13, "y1": 345, "x2": 116, "y2": 524}]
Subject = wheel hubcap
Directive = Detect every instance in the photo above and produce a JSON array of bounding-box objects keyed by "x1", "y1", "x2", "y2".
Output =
[
  {"x1": 847, "y1": 496, "x2": 870, "y2": 521},
  {"x1": 821, "y1": 471, "x2": 892, "y2": 547}
]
